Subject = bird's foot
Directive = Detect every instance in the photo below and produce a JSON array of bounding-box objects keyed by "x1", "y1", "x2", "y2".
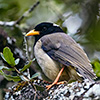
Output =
[
  {"x1": 46, "y1": 81, "x2": 66, "y2": 90},
  {"x1": 46, "y1": 67, "x2": 65, "y2": 90},
  {"x1": 46, "y1": 84, "x2": 54, "y2": 90},
  {"x1": 57, "y1": 81, "x2": 67, "y2": 85},
  {"x1": 46, "y1": 80, "x2": 58, "y2": 90}
]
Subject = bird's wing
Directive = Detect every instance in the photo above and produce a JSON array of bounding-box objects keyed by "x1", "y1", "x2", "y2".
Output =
[{"x1": 40, "y1": 33, "x2": 96, "y2": 80}]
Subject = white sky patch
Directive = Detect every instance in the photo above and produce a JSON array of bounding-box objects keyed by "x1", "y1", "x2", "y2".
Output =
[{"x1": 63, "y1": 13, "x2": 82, "y2": 34}]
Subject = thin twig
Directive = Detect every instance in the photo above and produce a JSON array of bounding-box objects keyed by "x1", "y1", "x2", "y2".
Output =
[
  {"x1": 13, "y1": 67, "x2": 22, "y2": 75},
  {"x1": 24, "y1": 34, "x2": 37, "y2": 100},
  {"x1": 23, "y1": 36, "x2": 31, "y2": 79},
  {"x1": 14, "y1": 60, "x2": 37, "y2": 99},
  {"x1": 0, "y1": 21, "x2": 15, "y2": 26},
  {"x1": 15, "y1": 1, "x2": 40, "y2": 25},
  {"x1": 13, "y1": 66, "x2": 30, "y2": 81},
  {"x1": 24, "y1": 36, "x2": 30, "y2": 61},
  {"x1": 0, "y1": 1, "x2": 40, "y2": 27}
]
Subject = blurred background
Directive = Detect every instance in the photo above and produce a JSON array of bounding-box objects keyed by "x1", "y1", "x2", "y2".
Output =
[{"x1": 0, "y1": 0, "x2": 100, "y2": 99}]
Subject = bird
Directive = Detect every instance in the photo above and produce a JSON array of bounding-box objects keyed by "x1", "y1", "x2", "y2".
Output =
[{"x1": 25, "y1": 22, "x2": 96, "y2": 90}]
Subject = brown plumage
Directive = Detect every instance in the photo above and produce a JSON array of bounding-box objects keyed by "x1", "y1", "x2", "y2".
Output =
[{"x1": 40, "y1": 33, "x2": 96, "y2": 81}]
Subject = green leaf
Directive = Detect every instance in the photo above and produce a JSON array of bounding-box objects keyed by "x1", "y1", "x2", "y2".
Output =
[
  {"x1": 15, "y1": 58, "x2": 20, "y2": 65},
  {"x1": 3, "y1": 47, "x2": 16, "y2": 67},
  {"x1": 30, "y1": 72, "x2": 40, "y2": 79},
  {"x1": 19, "y1": 75, "x2": 29, "y2": 81},
  {"x1": 0, "y1": 66, "x2": 8, "y2": 70},
  {"x1": 93, "y1": 61, "x2": 100, "y2": 77},
  {"x1": 0, "y1": 70, "x2": 21, "y2": 82},
  {"x1": 32, "y1": 58, "x2": 35, "y2": 62},
  {"x1": 20, "y1": 61, "x2": 32, "y2": 72},
  {"x1": 0, "y1": 66, "x2": 15, "y2": 71},
  {"x1": 94, "y1": 61, "x2": 100, "y2": 71},
  {"x1": 4, "y1": 68, "x2": 15, "y2": 71},
  {"x1": 0, "y1": 53, "x2": 6, "y2": 62}
]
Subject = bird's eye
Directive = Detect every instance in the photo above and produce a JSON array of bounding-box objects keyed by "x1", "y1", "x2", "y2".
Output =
[{"x1": 42, "y1": 27, "x2": 47, "y2": 31}]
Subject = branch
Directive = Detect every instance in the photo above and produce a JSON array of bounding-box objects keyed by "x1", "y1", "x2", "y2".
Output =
[
  {"x1": 15, "y1": 1, "x2": 40, "y2": 25},
  {"x1": 78, "y1": 83, "x2": 95, "y2": 100},
  {"x1": 0, "y1": 21, "x2": 15, "y2": 27},
  {"x1": 4, "y1": 79, "x2": 100, "y2": 100},
  {"x1": 0, "y1": 1, "x2": 40, "y2": 27}
]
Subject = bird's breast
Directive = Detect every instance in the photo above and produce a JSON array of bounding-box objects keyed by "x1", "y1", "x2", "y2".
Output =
[{"x1": 34, "y1": 40, "x2": 61, "y2": 81}]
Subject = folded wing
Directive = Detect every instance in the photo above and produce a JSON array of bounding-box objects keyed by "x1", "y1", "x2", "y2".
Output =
[{"x1": 41, "y1": 33, "x2": 96, "y2": 81}]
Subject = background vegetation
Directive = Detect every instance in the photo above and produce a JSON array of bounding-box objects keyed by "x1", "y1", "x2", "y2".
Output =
[{"x1": 0, "y1": 0, "x2": 100, "y2": 99}]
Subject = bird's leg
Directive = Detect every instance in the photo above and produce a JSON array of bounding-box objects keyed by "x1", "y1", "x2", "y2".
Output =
[{"x1": 46, "y1": 66, "x2": 65, "y2": 90}]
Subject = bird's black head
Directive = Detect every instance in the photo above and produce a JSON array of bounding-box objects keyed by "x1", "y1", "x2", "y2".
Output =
[
  {"x1": 26, "y1": 22, "x2": 64, "y2": 43},
  {"x1": 34, "y1": 22, "x2": 64, "y2": 41}
]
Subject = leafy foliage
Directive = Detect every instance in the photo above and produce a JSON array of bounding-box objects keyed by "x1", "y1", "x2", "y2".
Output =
[
  {"x1": 93, "y1": 61, "x2": 100, "y2": 77},
  {"x1": 0, "y1": 66, "x2": 15, "y2": 71},
  {"x1": 20, "y1": 60, "x2": 32, "y2": 72},
  {"x1": 15, "y1": 58, "x2": 20, "y2": 65},
  {"x1": 0, "y1": 70, "x2": 21, "y2": 82},
  {"x1": 0, "y1": 47, "x2": 39, "y2": 82},
  {"x1": 2, "y1": 47, "x2": 16, "y2": 67},
  {"x1": 30, "y1": 72, "x2": 40, "y2": 79}
]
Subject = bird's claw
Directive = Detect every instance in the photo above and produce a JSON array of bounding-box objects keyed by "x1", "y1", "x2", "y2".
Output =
[{"x1": 46, "y1": 84, "x2": 53, "y2": 90}]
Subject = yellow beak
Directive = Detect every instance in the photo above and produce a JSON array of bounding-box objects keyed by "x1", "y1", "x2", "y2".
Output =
[{"x1": 25, "y1": 29, "x2": 40, "y2": 36}]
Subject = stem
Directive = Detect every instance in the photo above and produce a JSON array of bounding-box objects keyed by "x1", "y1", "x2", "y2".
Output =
[
  {"x1": 14, "y1": 67, "x2": 21, "y2": 75},
  {"x1": 13, "y1": 67, "x2": 30, "y2": 81}
]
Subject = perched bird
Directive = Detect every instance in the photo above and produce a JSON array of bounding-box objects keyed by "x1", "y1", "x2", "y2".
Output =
[{"x1": 25, "y1": 22, "x2": 96, "y2": 90}]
